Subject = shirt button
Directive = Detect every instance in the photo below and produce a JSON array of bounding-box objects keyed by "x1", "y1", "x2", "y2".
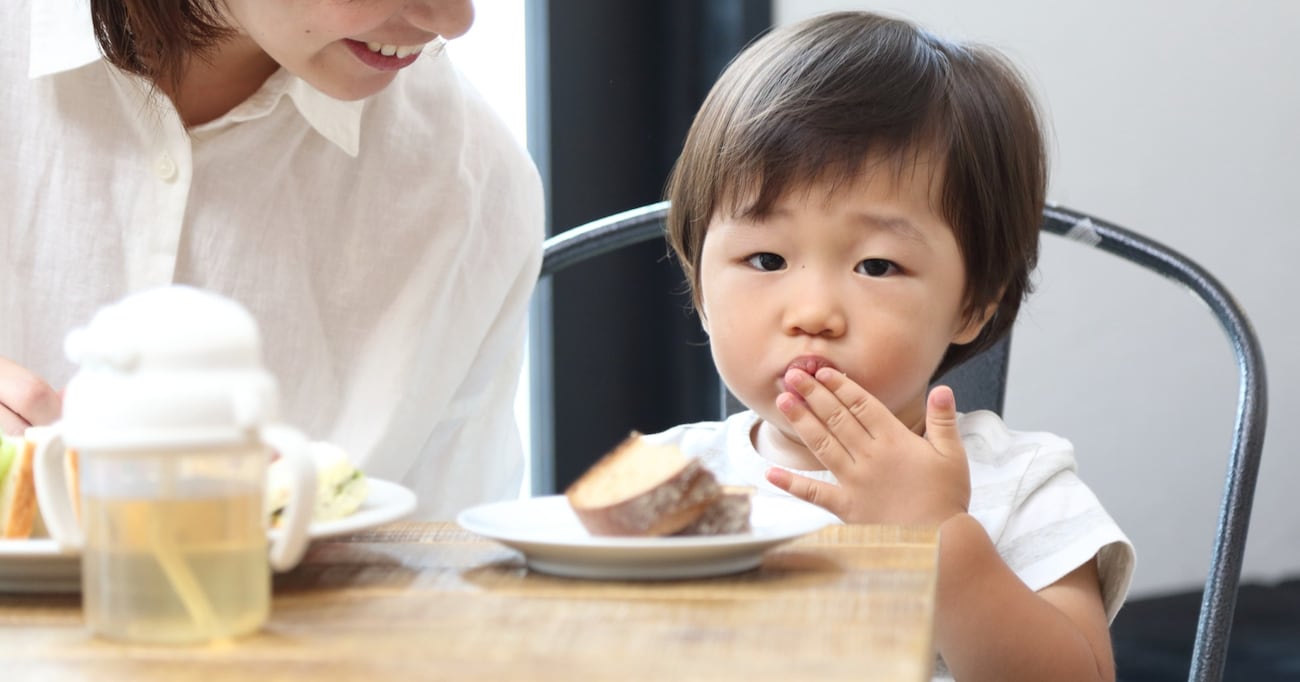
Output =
[{"x1": 154, "y1": 153, "x2": 177, "y2": 181}]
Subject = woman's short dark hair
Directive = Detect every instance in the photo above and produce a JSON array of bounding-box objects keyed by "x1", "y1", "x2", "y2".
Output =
[
  {"x1": 89, "y1": 0, "x2": 233, "y2": 92},
  {"x1": 665, "y1": 11, "x2": 1047, "y2": 380}
]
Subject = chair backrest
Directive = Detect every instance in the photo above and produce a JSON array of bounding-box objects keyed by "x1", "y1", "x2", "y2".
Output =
[{"x1": 539, "y1": 201, "x2": 1267, "y2": 682}]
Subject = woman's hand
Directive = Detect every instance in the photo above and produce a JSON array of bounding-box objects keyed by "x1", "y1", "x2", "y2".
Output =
[
  {"x1": 765, "y1": 367, "x2": 970, "y2": 525},
  {"x1": 0, "y1": 356, "x2": 61, "y2": 436}
]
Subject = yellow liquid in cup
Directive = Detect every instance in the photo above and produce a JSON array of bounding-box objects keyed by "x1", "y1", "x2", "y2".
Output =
[{"x1": 81, "y1": 491, "x2": 269, "y2": 644}]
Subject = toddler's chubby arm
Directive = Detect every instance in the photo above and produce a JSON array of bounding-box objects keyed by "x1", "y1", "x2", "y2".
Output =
[
  {"x1": 767, "y1": 367, "x2": 1115, "y2": 682},
  {"x1": 0, "y1": 356, "x2": 61, "y2": 436}
]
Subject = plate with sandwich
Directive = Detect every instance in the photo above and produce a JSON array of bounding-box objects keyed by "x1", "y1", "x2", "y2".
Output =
[
  {"x1": 458, "y1": 434, "x2": 834, "y2": 580},
  {"x1": 0, "y1": 436, "x2": 417, "y2": 593}
]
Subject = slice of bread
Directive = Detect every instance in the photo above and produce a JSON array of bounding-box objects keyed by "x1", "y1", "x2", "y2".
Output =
[
  {"x1": 676, "y1": 485, "x2": 754, "y2": 536},
  {"x1": 0, "y1": 439, "x2": 39, "y2": 539},
  {"x1": 566, "y1": 433, "x2": 722, "y2": 537}
]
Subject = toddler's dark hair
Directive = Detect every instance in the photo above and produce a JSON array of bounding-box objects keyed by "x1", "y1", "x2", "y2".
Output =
[{"x1": 666, "y1": 11, "x2": 1046, "y2": 379}]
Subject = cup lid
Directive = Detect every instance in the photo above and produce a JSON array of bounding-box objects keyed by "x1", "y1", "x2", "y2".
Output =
[{"x1": 61, "y1": 286, "x2": 281, "y2": 450}]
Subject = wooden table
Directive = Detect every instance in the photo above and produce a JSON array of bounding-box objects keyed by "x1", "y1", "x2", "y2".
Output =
[{"x1": 0, "y1": 523, "x2": 939, "y2": 681}]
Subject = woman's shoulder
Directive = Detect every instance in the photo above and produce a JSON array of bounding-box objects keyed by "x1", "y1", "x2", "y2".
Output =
[
  {"x1": 1, "y1": 2, "x2": 30, "y2": 84},
  {"x1": 355, "y1": 52, "x2": 542, "y2": 242}
]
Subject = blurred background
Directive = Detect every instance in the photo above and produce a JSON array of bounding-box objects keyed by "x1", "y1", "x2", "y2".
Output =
[{"x1": 449, "y1": 2, "x2": 1299, "y2": 679}]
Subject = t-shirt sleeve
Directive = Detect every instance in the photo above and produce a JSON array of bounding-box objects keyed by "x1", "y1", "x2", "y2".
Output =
[{"x1": 994, "y1": 441, "x2": 1136, "y2": 622}]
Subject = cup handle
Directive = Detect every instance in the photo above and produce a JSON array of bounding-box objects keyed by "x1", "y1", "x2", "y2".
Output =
[
  {"x1": 29, "y1": 425, "x2": 83, "y2": 551},
  {"x1": 260, "y1": 424, "x2": 316, "y2": 572}
]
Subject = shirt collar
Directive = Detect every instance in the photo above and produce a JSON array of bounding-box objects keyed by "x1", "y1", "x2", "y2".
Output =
[
  {"x1": 29, "y1": 0, "x2": 364, "y2": 157},
  {"x1": 283, "y1": 77, "x2": 364, "y2": 157},
  {"x1": 212, "y1": 69, "x2": 364, "y2": 157}
]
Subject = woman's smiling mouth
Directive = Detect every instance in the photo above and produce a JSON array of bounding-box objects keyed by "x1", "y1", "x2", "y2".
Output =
[
  {"x1": 343, "y1": 39, "x2": 428, "y2": 71},
  {"x1": 363, "y1": 41, "x2": 427, "y2": 59}
]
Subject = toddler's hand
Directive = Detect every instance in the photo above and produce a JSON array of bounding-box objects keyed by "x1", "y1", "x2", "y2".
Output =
[{"x1": 765, "y1": 367, "x2": 970, "y2": 526}]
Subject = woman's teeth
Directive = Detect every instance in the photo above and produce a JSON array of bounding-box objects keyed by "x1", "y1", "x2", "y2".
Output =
[{"x1": 364, "y1": 42, "x2": 425, "y2": 59}]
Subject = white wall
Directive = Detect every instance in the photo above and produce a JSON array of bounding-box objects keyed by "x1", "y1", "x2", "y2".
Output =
[{"x1": 776, "y1": 0, "x2": 1299, "y2": 598}]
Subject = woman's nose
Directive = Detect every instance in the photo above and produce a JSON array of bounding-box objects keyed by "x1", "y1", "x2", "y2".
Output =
[
  {"x1": 782, "y1": 275, "x2": 847, "y2": 338},
  {"x1": 403, "y1": 0, "x2": 475, "y2": 40}
]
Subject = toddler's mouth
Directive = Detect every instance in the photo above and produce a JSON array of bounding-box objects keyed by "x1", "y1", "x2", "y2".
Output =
[{"x1": 781, "y1": 355, "x2": 840, "y2": 395}]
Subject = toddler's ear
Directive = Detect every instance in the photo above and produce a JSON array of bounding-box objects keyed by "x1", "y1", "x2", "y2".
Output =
[{"x1": 951, "y1": 300, "x2": 998, "y2": 345}]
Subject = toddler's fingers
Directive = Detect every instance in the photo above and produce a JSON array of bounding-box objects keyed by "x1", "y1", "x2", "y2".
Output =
[
  {"x1": 780, "y1": 370, "x2": 860, "y2": 470},
  {"x1": 766, "y1": 467, "x2": 845, "y2": 519},
  {"x1": 924, "y1": 385, "x2": 963, "y2": 457},
  {"x1": 812, "y1": 367, "x2": 896, "y2": 437}
]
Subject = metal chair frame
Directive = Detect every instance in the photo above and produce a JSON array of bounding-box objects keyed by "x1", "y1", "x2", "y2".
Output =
[{"x1": 539, "y1": 201, "x2": 1267, "y2": 682}]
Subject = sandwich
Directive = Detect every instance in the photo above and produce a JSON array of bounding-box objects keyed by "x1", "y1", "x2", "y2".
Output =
[
  {"x1": 565, "y1": 432, "x2": 752, "y2": 537},
  {"x1": 3, "y1": 430, "x2": 370, "y2": 539},
  {"x1": 0, "y1": 432, "x2": 39, "y2": 539},
  {"x1": 266, "y1": 441, "x2": 369, "y2": 527}
]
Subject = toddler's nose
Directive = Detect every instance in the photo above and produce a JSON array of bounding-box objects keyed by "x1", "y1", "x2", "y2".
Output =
[{"x1": 783, "y1": 276, "x2": 847, "y2": 338}]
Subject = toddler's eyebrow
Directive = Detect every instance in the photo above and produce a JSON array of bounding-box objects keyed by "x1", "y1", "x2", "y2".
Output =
[{"x1": 852, "y1": 212, "x2": 927, "y2": 244}]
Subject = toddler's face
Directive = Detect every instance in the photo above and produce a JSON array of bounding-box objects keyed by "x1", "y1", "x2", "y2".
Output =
[
  {"x1": 698, "y1": 159, "x2": 987, "y2": 444},
  {"x1": 220, "y1": 0, "x2": 474, "y2": 101}
]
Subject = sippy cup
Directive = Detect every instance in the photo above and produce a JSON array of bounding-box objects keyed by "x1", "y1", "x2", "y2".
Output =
[{"x1": 31, "y1": 285, "x2": 317, "y2": 644}]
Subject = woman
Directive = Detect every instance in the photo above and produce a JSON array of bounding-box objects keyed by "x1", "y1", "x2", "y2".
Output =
[{"x1": 0, "y1": 0, "x2": 543, "y2": 518}]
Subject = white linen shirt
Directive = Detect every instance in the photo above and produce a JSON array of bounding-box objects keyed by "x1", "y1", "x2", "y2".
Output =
[{"x1": 2, "y1": 1, "x2": 544, "y2": 519}]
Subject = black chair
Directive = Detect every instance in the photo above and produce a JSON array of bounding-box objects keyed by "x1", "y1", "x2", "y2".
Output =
[{"x1": 539, "y1": 201, "x2": 1267, "y2": 682}]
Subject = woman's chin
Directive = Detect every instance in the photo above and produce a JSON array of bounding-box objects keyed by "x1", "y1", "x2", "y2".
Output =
[{"x1": 305, "y1": 71, "x2": 398, "y2": 102}]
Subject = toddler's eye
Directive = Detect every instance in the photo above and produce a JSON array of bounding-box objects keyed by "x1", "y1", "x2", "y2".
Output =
[
  {"x1": 745, "y1": 253, "x2": 786, "y2": 271},
  {"x1": 855, "y1": 258, "x2": 897, "y2": 277}
]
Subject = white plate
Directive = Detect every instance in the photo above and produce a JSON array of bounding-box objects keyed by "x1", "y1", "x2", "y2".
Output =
[
  {"x1": 0, "y1": 478, "x2": 417, "y2": 594},
  {"x1": 457, "y1": 494, "x2": 835, "y2": 580}
]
